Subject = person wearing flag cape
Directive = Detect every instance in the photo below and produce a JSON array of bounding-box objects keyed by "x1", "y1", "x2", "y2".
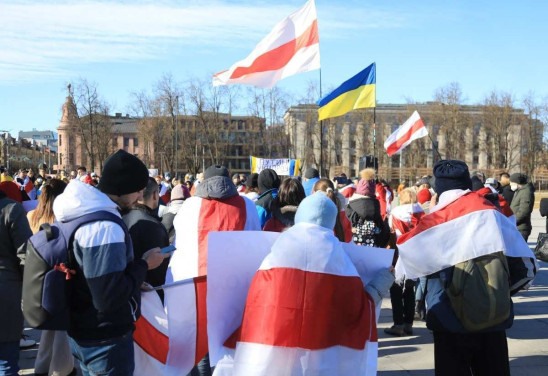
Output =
[
  {"x1": 215, "y1": 192, "x2": 395, "y2": 375},
  {"x1": 396, "y1": 160, "x2": 537, "y2": 376}
]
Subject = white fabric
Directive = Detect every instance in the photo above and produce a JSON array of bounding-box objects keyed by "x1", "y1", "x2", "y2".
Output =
[
  {"x1": 134, "y1": 291, "x2": 168, "y2": 376},
  {"x1": 215, "y1": 342, "x2": 378, "y2": 376},
  {"x1": 396, "y1": 192, "x2": 535, "y2": 280},
  {"x1": 384, "y1": 110, "x2": 428, "y2": 156},
  {"x1": 213, "y1": 0, "x2": 319, "y2": 87},
  {"x1": 208, "y1": 225, "x2": 392, "y2": 375}
]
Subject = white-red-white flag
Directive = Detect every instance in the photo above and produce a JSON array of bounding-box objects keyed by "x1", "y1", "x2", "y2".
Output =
[
  {"x1": 395, "y1": 190, "x2": 536, "y2": 281},
  {"x1": 212, "y1": 224, "x2": 381, "y2": 376},
  {"x1": 212, "y1": 0, "x2": 320, "y2": 88},
  {"x1": 384, "y1": 110, "x2": 428, "y2": 157},
  {"x1": 133, "y1": 277, "x2": 208, "y2": 376}
]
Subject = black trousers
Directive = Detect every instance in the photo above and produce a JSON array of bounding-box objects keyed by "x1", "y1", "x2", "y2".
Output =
[
  {"x1": 389, "y1": 279, "x2": 416, "y2": 325},
  {"x1": 433, "y1": 330, "x2": 510, "y2": 376}
]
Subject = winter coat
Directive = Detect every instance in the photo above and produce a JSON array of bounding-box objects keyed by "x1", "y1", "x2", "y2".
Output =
[
  {"x1": 255, "y1": 188, "x2": 278, "y2": 228},
  {"x1": 0, "y1": 193, "x2": 32, "y2": 342},
  {"x1": 53, "y1": 181, "x2": 148, "y2": 341},
  {"x1": 263, "y1": 204, "x2": 298, "y2": 232},
  {"x1": 510, "y1": 182, "x2": 535, "y2": 234},
  {"x1": 161, "y1": 200, "x2": 185, "y2": 244},
  {"x1": 346, "y1": 194, "x2": 390, "y2": 247},
  {"x1": 123, "y1": 204, "x2": 170, "y2": 289}
]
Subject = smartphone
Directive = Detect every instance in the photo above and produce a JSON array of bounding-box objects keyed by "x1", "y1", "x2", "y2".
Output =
[{"x1": 161, "y1": 245, "x2": 176, "y2": 254}]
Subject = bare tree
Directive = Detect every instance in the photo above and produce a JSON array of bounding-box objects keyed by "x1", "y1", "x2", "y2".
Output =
[
  {"x1": 72, "y1": 79, "x2": 114, "y2": 172},
  {"x1": 481, "y1": 90, "x2": 520, "y2": 170},
  {"x1": 521, "y1": 92, "x2": 545, "y2": 175}
]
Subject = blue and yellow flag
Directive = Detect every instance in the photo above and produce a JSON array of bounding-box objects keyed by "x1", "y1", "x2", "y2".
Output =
[{"x1": 317, "y1": 63, "x2": 376, "y2": 121}]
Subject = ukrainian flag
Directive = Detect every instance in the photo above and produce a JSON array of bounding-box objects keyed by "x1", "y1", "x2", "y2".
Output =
[{"x1": 317, "y1": 63, "x2": 376, "y2": 121}]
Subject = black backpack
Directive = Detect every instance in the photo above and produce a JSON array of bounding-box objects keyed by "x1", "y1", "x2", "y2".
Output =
[{"x1": 22, "y1": 211, "x2": 127, "y2": 330}]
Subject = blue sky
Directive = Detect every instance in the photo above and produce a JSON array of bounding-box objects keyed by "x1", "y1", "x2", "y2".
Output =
[{"x1": 1, "y1": 0, "x2": 546, "y2": 134}]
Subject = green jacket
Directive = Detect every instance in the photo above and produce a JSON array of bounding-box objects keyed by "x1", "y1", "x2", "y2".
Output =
[{"x1": 510, "y1": 182, "x2": 535, "y2": 232}]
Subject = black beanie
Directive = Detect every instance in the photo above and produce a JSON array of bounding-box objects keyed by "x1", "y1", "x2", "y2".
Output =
[
  {"x1": 98, "y1": 150, "x2": 149, "y2": 196},
  {"x1": 246, "y1": 173, "x2": 259, "y2": 188},
  {"x1": 204, "y1": 165, "x2": 230, "y2": 180},
  {"x1": 304, "y1": 167, "x2": 319, "y2": 179},
  {"x1": 258, "y1": 169, "x2": 281, "y2": 193},
  {"x1": 433, "y1": 160, "x2": 473, "y2": 196},
  {"x1": 510, "y1": 173, "x2": 527, "y2": 185}
]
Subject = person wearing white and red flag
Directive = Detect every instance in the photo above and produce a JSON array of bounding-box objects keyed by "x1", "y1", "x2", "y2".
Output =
[
  {"x1": 396, "y1": 160, "x2": 537, "y2": 376},
  {"x1": 384, "y1": 110, "x2": 428, "y2": 157},
  {"x1": 214, "y1": 192, "x2": 394, "y2": 376},
  {"x1": 167, "y1": 165, "x2": 261, "y2": 375},
  {"x1": 385, "y1": 188, "x2": 425, "y2": 336},
  {"x1": 213, "y1": 0, "x2": 320, "y2": 88}
]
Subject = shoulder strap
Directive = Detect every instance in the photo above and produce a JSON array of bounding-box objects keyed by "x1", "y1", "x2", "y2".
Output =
[{"x1": 59, "y1": 211, "x2": 131, "y2": 266}]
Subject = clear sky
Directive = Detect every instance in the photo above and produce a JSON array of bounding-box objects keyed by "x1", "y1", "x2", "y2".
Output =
[{"x1": 1, "y1": 0, "x2": 546, "y2": 134}]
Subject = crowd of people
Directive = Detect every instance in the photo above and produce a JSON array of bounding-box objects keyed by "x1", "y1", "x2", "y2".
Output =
[{"x1": 0, "y1": 153, "x2": 539, "y2": 376}]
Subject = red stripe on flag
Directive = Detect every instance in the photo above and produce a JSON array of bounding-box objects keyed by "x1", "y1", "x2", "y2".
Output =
[
  {"x1": 231, "y1": 267, "x2": 377, "y2": 350},
  {"x1": 229, "y1": 20, "x2": 319, "y2": 79},
  {"x1": 134, "y1": 316, "x2": 169, "y2": 364},
  {"x1": 386, "y1": 118, "x2": 426, "y2": 156},
  {"x1": 397, "y1": 192, "x2": 496, "y2": 244},
  {"x1": 194, "y1": 276, "x2": 208, "y2": 365},
  {"x1": 197, "y1": 195, "x2": 247, "y2": 275}
]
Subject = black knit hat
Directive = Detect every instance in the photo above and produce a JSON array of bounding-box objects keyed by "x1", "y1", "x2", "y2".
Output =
[
  {"x1": 246, "y1": 173, "x2": 259, "y2": 188},
  {"x1": 98, "y1": 150, "x2": 149, "y2": 196},
  {"x1": 304, "y1": 167, "x2": 319, "y2": 179},
  {"x1": 204, "y1": 165, "x2": 230, "y2": 180},
  {"x1": 433, "y1": 160, "x2": 473, "y2": 196},
  {"x1": 258, "y1": 168, "x2": 280, "y2": 193},
  {"x1": 510, "y1": 173, "x2": 527, "y2": 185}
]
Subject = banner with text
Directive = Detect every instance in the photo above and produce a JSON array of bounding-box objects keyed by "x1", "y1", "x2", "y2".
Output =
[{"x1": 250, "y1": 156, "x2": 301, "y2": 176}]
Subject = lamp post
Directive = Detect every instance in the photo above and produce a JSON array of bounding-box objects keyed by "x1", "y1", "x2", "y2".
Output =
[{"x1": 175, "y1": 95, "x2": 179, "y2": 178}]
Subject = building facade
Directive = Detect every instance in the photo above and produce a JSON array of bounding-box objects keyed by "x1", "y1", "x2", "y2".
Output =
[
  {"x1": 285, "y1": 102, "x2": 532, "y2": 181},
  {"x1": 56, "y1": 94, "x2": 267, "y2": 175}
]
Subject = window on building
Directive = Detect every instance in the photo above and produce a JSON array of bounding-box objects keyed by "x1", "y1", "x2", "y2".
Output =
[
  {"x1": 124, "y1": 137, "x2": 130, "y2": 147},
  {"x1": 134, "y1": 137, "x2": 139, "y2": 147},
  {"x1": 59, "y1": 134, "x2": 62, "y2": 146},
  {"x1": 112, "y1": 137, "x2": 117, "y2": 148}
]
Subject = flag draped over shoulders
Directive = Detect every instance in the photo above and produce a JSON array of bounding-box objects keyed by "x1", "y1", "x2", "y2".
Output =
[
  {"x1": 213, "y1": 0, "x2": 320, "y2": 88},
  {"x1": 214, "y1": 222, "x2": 379, "y2": 376},
  {"x1": 396, "y1": 190, "x2": 535, "y2": 280},
  {"x1": 168, "y1": 194, "x2": 259, "y2": 281}
]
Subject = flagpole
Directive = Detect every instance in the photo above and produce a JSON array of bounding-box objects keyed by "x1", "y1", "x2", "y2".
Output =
[
  {"x1": 428, "y1": 133, "x2": 442, "y2": 161},
  {"x1": 319, "y1": 68, "x2": 324, "y2": 177}
]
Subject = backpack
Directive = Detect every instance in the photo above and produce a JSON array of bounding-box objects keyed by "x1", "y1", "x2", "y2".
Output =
[
  {"x1": 445, "y1": 251, "x2": 511, "y2": 332},
  {"x1": 22, "y1": 211, "x2": 127, "y2": 330}
]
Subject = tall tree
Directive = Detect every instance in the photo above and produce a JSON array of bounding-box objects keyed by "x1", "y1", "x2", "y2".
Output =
[{"x1": 72, "y1": 79, "x2": 114, "y2": 172}]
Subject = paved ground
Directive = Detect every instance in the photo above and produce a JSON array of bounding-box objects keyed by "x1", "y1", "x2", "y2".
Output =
[{"x1": 19, "y1": 212, "x2": 548, "y2": 375}]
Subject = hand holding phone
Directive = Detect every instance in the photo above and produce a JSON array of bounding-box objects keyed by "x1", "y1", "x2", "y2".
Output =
[{"x1": 161, "y1": 245, "x2": 176, "y2": 254}]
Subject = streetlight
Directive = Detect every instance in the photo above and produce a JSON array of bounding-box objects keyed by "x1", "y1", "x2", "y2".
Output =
[{"x1": 175, "y1": 95, "x2": 179, "y2": 178}]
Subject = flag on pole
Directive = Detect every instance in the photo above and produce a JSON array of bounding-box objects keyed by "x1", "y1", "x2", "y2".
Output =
[
  {"x1": 384, "y1": 110, "x2": 428, "y2": 157},
  {"x1": 317, "y1": 63, "x2": 376, "y2": 121},
  {"x1": 213, "y1": 0, "x2": 320, "y2": 88}
]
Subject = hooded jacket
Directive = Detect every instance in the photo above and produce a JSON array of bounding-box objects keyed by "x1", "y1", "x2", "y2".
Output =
[{"x1": 53, "y1": 181, "x2": 148, "y2": 340}]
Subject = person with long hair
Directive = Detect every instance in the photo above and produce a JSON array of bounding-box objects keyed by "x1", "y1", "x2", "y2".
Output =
[
  {"x1": 313, "y1": 178, "x2": 352, "y2": 242},
  {"x1": 263, "y1": 177, "x2": 306, "y2": 232},
  {"x1": 27, "y1": 178, "x2": 67, "y2": 233},
  {"x1": 26, "y1": 178, "x2": 75, "y2": 376}
]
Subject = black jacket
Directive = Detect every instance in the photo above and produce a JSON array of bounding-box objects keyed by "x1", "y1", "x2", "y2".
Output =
[
  {"x1": 345, "y1": 195, "x2": 390, "y2": 247},
  {"x1": 123, "y1": 204, "x2": 170, "y2": 289}
]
